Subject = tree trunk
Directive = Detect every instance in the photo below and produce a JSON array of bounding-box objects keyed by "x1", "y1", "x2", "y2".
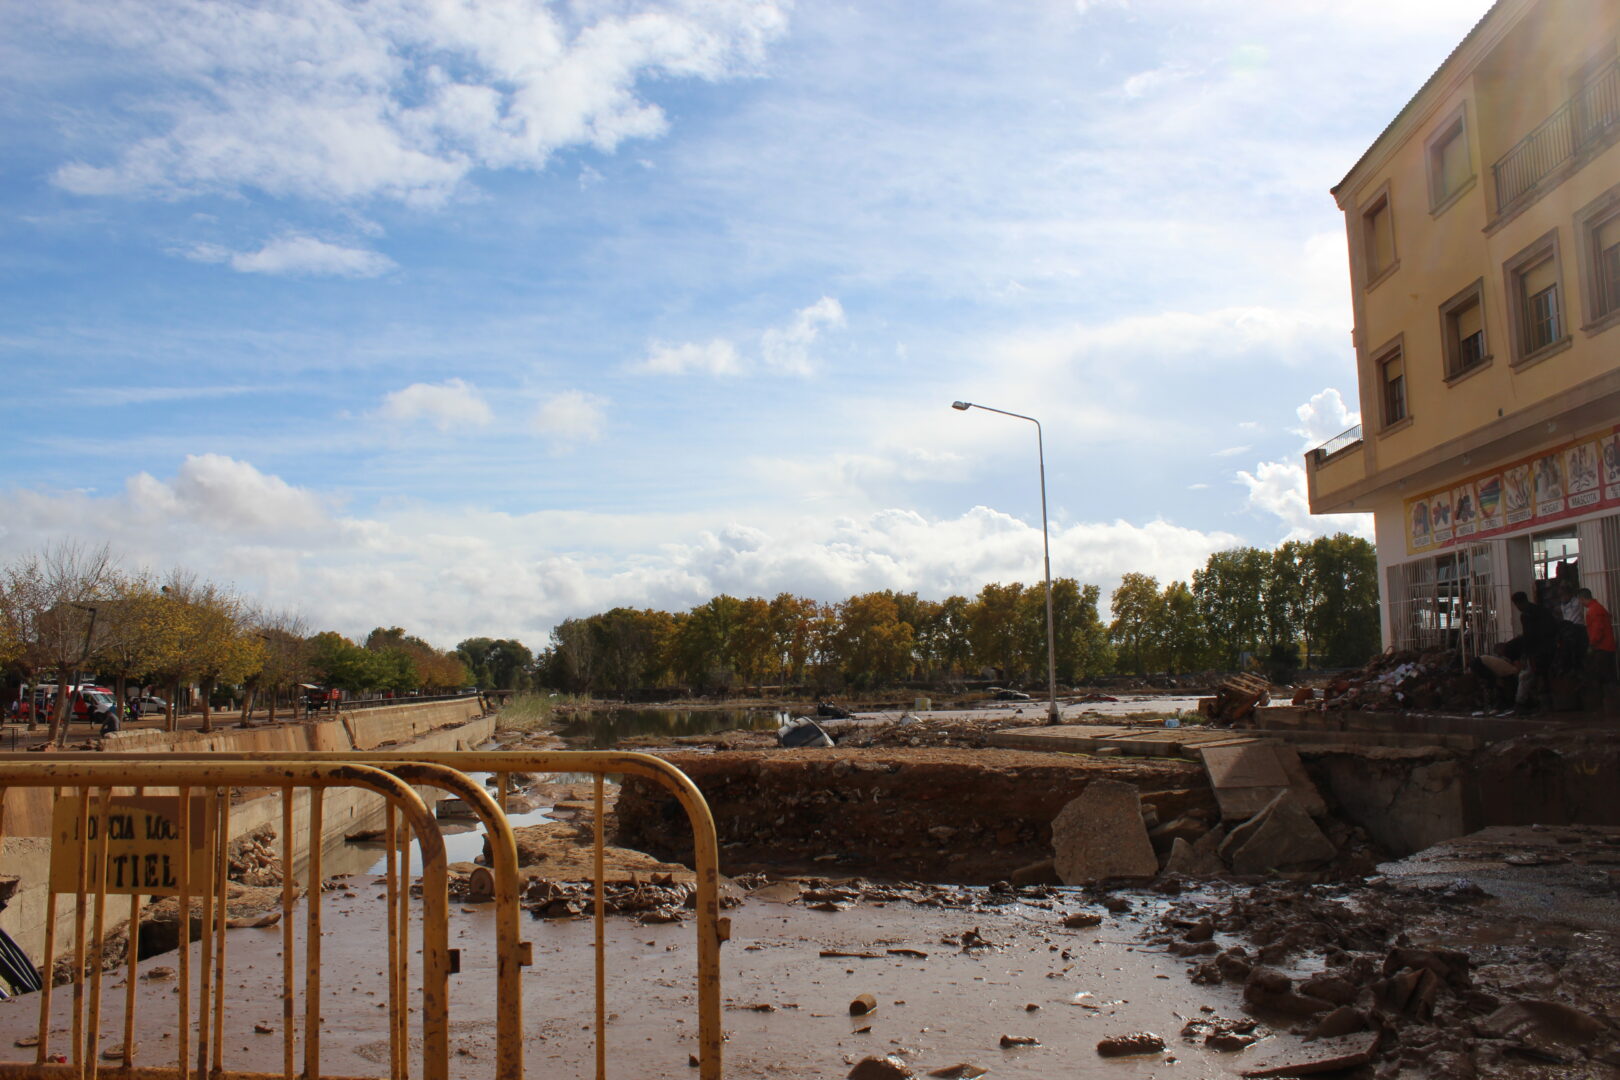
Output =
[
  {"x1": 114, "y1": 674, "x2": 128, "y2": 723},
  {"x1": 48, "y1": 675, "x2": 71, "y2": 747},
  {"x1": 267, "y1": 685, "x2": 277, "y2": 724},
  {"x1": 167, "y1": 677, "x2": 180, "y2": 732},
  {"x1": 241, "y1": 682, "x2": 256, "y2": 723},
  {"x1": 200, "y1": 678, "x2": 214, "y2": 733}
]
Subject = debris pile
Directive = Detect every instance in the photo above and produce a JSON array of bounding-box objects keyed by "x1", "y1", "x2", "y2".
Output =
[
  {"x1": 1161, "y1": 881, "x2": 1620, "y2": 1077},
  {"x1": 227, "y1": 824, "x2": 283, "y2": 887},
  {"x1": 521, "y1": 874, "x2": 745, "y2": 923},
  {"x1": 1197, "y1": 674, "x2": 1271, "y2": 724},
  {"x1": 1295, "y1": 649, "x2": 1474, "y2": 713}
]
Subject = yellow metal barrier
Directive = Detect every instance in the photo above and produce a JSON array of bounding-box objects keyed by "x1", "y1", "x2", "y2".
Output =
[
  {"x1": 0, "y1": 762, "x2": 454, "y2": 1080},
  {"x1": 7, "y1": 750, "x2": 727, "y2": 1080}
]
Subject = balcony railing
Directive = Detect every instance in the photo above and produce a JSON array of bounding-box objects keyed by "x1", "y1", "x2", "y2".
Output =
[
  {"x1": 1311, "y1": 424, "x2": 1363, "y2": 463},
  {"x1": 1493, "y1": 58, "x2": 1620, "y2": 214}
]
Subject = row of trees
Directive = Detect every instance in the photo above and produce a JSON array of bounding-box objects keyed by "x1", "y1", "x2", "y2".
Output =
[
  {"x1": 534, "y1": 534, "x2": 1380, "y2": 693},
  {"x1": 0, "y1": 534, "x2": 1379, "y2": 728},
  {"x1": 0, "y1": 544, "x2": 473, "y2": 746},
  {"x1": 536, "y1": 581, "x2": 1112, "y2": 694},
  {"x1": 1108, "y1": 535, "x2": 1380, "y2": 675}
]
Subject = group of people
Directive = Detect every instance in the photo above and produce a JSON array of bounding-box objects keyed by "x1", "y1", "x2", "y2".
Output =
[{"x1": 1474, "y1": 574, "x2": 1616, "y2": 713}]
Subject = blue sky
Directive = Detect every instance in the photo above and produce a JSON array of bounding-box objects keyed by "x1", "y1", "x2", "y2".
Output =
[{"x1": 0, "y1": 0, "x2": 1492, "y2": 647}]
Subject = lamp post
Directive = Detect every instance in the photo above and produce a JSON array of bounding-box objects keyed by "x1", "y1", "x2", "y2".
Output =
[{"x1": 951, "y1": 401, "x2": 1062, "y2": 724}]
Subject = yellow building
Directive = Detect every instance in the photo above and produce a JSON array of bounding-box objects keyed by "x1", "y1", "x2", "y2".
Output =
[{"x1": 1309, "y1": 0, "x2": 1620, "y2": 657}]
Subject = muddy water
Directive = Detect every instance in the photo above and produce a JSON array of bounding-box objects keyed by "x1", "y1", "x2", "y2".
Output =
[
  {"x1": 0, "y1": 889, "x2": 1285, "y2": 1079},
  {"x1": 560, "y1": 707, "x2": 781, "y2": 747}
]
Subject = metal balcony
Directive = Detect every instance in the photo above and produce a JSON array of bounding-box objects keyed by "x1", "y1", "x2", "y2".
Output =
[
  {"x1": 1311, "y1": 424, "x2": 1364, "y2": 463},
  {"x1": 1493, "y1": 58, "x2": 1620, "y2": 214}
]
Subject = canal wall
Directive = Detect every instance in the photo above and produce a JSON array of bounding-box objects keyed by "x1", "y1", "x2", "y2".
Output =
[{"x1": 0, "y1": 699, "x2": 495, "y2": 969}]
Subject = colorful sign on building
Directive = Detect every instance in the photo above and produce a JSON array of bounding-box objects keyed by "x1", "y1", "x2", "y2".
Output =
[{"x1": 1405, "y1": 424, "x2": 1620, "y2": 555}]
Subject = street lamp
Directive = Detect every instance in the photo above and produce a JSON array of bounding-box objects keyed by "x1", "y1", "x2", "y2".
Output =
[{"x1": 951, "y1": 401, "x2": 1062, "y2": 724}]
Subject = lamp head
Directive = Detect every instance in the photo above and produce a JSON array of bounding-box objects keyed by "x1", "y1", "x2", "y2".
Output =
[{"x1": 951, "y1": 401, "x2": 970, "y2": 411}]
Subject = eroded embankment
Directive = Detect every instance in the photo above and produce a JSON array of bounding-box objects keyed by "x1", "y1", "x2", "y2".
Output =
[{"x1": 615, "y1": 747, "x2": 1212, "y2": 883}]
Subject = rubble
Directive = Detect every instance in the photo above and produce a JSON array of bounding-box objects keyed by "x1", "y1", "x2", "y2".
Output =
[
  {"x1": 1095, "y1": 1032, "x2": 1165, "y2": 1056},
  {"x1": 1050, "y1": 779, "x2": 1159, "y2": 884},
  {"x1": 1198, "y1": 674, "x2": 1271, "y2": 724}
]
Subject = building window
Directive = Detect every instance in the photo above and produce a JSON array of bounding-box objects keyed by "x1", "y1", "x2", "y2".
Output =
[
  {"x1": 1503, "y1": 230, "x2": 1569, "y2": 365},
  {"x1": 1439, "y1": 279, "x2": 1489, "y2": 379},
  {"x1": 1380, "y1": 348, "x2": 1407, "y2": 427},
  {"x1": 1575, "y1": 182, "x2": 1620, "y2": 332},
  {"x1": 1426, "y1": 105, "x2": 1473, "y2": 212},
  {"x1": 1361, "y1": 184, "x2": 1397, "y2": 286}
]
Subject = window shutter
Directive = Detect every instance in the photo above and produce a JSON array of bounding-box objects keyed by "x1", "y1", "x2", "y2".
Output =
[
  {"x1": 1455, "y1": 299, "x2": 1482, "y2": 340},
  {"x1": 1521, "y1": 256, "x2": 1557, "y2": 297},
  {"x1": 1439, "y1": 129, "x2": 1469, "y2": 197}
]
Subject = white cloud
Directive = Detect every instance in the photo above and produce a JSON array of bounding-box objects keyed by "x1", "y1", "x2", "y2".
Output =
[
  {"x1": 531, "y1": 390, "x2": 606, "y2": 451},
  {"x1": 760, "y1": 296, "x2": 845, "y2": 375},
  {"x1": 379, "y1": 378, "x2": 494, "y2": 431},
  {"x1": 640, "y1": 296, "x2": 846, "y2": 377},
  {"x1": 185, "y1": 235, "x2": 396, "y2": 278},
  {"x1": 1291, "y1": 387, "x2": 1361, "y2": 451},
  {"x1": 1237, "y1": 388, "x2": 1373, "y2": 543},
  {"x1": 1212, "y1": 445, "x2": 1252, "y2": 458},
  {"x1": 123, "y1": 454, "x2": 332, "y2": 533},
  {"x1": 642, "y1": 339, "x2": 743, "y2": 376},
  {"x1": 43, "y1": 0, "x2": 790, "y2": 207},
  {"x1": 0, "y1": 457, "x2": 1250, "y2": 647}
]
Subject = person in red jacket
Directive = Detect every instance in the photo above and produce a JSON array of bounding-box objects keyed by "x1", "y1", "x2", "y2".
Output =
[{"x1": 1579, "y1": 588, "x2": 1616, "y2": 684}]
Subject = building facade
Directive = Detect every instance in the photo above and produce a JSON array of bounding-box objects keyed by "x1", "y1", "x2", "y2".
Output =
[{"x1": 1308, "y1": 0, "x2": 1620, "y2": 658}]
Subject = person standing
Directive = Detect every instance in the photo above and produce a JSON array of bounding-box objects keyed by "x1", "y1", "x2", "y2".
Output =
[
  {"x1": 1579, "y1": 588, "x2": 1616, "y2": 685},
  {"x1": 1511, "y1": 591, "x2": 1558, "y2": 711}
]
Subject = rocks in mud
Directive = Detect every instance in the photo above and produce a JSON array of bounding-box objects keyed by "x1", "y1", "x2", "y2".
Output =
[
  {"x1": 1218, "y1": 792, "x2": 1336, "y2": 875},
  {"x1": 1095, "y1": 1032, "x2": 1166, "y2": 1056},
  {"x1": 1242, "y1": 967, "x2": 1333, "y2": 1017},
  {"x1": 1162, "y1": 833, "x2": 1227, "y2": 879},
  {"x1": 847, "y1": 1056, "x2": 913, "y2": 1079},
  {"x1": 1181, "y1": 1015, "x2": 1264, "y2": 1051},
  {"x1": 849, "y1": 993, "x2": 878, "y2": 1016},
  {"x1": 227, "y1": 824, "x2": 284, "y2": 887},
  {"x1": 1062, "y1": 910, "x2": 1103, "y2": 929},
  {"x1": 997, "y1": 1034, "x2": 1038, "y2": 1047},
  {"x1": 521, "y1": 876, "x2": 741, "y2": 922},
  {"x1": 1051, "y1": 780, "x2": 1158, "y2": 884}
]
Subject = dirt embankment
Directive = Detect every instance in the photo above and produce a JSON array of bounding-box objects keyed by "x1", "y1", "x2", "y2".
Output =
[{"x1": 615, "y1": 747, "x2": 1212, "y2": 883}]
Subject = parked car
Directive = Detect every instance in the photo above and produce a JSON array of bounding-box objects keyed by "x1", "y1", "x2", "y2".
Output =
[{"x1": 129, "y1": 695, "x2": 169, "y2": 717}]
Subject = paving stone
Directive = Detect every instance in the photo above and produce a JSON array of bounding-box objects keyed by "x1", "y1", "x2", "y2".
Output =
[
  {"x1": 1200, "y1": 742, "x2": 1325, "y2": 821},
  {"x1": 1219, "y1": 792, "x2": 1337, "y2": 875}
]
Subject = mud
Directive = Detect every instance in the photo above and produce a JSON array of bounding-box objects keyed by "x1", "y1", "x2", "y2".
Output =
[{"x1": 615, "y1": 747, "x2": 1211, "y2": 883}]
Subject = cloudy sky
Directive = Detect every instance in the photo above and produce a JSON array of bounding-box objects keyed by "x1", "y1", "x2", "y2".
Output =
[{"x1": 0, "y1": 0, "x2": 1491, "y2": 649}]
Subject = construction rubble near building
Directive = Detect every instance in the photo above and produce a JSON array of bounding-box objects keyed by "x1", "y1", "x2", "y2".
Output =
[{"x1": 584, "y1": 676, "x2": 1617, "y2": 1080}]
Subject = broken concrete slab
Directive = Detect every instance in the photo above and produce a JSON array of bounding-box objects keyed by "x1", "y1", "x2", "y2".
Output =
[
  {"x1": 1163, "y1": 835, "x2": 1226, "y2": 878},
  {"x1": 1200, "y1": 741, "x2": 1326, "y2": 821},
  {"x1": 1051, "y1": 779, "x2": 1159, "y2": 884},
  {"x1": 1219, "y1": 791, "x2": 1337, "y2": 875},
  {"x1": 1238, "y1": 1032, "x2": 1378, "y2": 1077}
]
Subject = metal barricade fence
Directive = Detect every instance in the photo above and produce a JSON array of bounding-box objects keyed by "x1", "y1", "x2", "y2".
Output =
[
  {"x1": 1, "y1": 751, "x2": 725, "y2": 1080},
  {"x1": 0, "y1": 762, "x2": 455, "y2": 1080}
]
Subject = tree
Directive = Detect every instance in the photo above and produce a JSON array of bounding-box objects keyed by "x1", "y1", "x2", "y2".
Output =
[
  {"x1": 1109, "y1": 572, "x2": 1166, "y2": 676},
  {"x1": 1159, "y1": 580, "x2": 1208, "y2": 673},
  {"x1": 968, "y1": 582, "x2": 1025, "y2": 680},
  {"x1": 1193, "y1": 548, "x2": 1270, "y2": 668},
  {"x1": 248, "y1": 611, "x2": 312, "y2": 722},
  {"x1": 1301, "y1": 534, "x2": 1381, "y2": 666},
  {"x1": 0, "y1": 543, "x2": 119, "y2": 744},
  {"x1": 834, "y1": 592, "x2": 915, "y2": 688},
  {"x1": 768, "y1": 593, "x2": 817, "y2": 685},
  {"x1": 1049, "y1": 579, "x2": 1110, "y2": 682}
]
